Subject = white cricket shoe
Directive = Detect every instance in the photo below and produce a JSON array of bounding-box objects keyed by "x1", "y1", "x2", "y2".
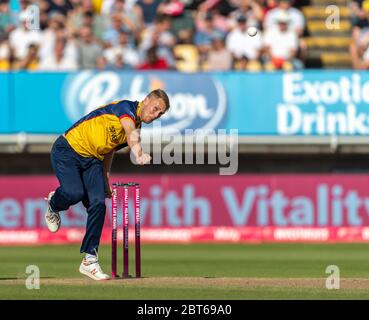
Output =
[
  {"x1": 44, "y1": 191, "x2": 61, "y2": 233},
  {"x1": 79, "y1": 256, "x2": 110, "y2": 281}
]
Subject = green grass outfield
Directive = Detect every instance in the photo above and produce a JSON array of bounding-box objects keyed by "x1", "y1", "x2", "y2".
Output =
[{"x1": 2, "y1": 243, "x2": 369, "y2": 299}]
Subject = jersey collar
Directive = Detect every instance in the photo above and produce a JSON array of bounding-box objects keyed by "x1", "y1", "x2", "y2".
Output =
[{"x1": 137, "y1": 101, "x2": 142, "y2": 120}]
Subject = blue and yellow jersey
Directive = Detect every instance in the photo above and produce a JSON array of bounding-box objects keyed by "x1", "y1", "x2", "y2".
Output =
[{"x1": 65, "y1": 100, "x2": 142, "y2": 161}]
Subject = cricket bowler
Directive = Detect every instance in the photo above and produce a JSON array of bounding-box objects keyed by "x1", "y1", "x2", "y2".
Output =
[{"x1": 44, "y1": 89, "x2": 170, "y2": 280}]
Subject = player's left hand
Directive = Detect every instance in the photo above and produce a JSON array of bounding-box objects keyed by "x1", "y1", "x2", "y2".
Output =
[{"x1": 136, "y1": 153, "x2": 152, "y2": 165}]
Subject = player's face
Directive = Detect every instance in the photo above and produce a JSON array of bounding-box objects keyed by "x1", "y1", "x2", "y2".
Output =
[{"x1": 142, "y1": 98, "x2": 167, "y2": 124}]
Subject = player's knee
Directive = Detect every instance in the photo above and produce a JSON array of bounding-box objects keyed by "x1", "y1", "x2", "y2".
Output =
[{"x1": 64, "y1": 190, "x2": 84, "y2": 204}]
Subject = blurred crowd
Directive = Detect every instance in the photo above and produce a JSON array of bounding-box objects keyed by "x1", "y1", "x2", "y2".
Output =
[
  {"x1": 350, "y1": 0, "x2": 369, "y2": 69},
  {"x1": 0, "y1": 0, "x2": 307, "y2": 72}
]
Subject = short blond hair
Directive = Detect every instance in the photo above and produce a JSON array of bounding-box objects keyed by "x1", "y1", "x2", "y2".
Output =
[{"x1": 148, "y1": 89, "x2": 170, "y2": 112}]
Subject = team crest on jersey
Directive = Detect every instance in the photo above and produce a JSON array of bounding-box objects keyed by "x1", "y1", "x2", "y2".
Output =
[{"x1": 108, "y1": 126, "x2": 119, "y2": 144}]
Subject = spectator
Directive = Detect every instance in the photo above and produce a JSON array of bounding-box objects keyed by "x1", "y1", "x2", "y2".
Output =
[
  {"x1": 350, "y1": 1, "x2": 369, "y2": 42},
  {"x1": 66, "y1": 0, "x2": 85, "y2": 28},
  {"x1": 158, "y1": 0, "x2": 185, "y2": 17},
  {"x1": 350, "y1": 15, "x2": 369, "y2": 69},
  {"x1": 262, "y1": 0, "x2": 278, "y2": 14},
  {"x1": 263, "y1": 11, "x2": 302, "y2": 70},
  {"x1": 107, "y1": 0, "x2": 144, "y2": 39},
  {"x1": 80, "y1": 10, "x2": 106, "y2": 40},
  {"x1": 68, "y1": 0, "x2": 83, "y2": 8},
  {"x1": 264, "y1": 0, "x2": 305, "y2": 36},
  {"x1": 226, "y1": 15, "x2": 263, "y2": 70},
  {"x1": 39, "y1": 12, "x2": 65, "y2": 62},
  {"x1": 293, "y1": 0, "x2": 310, "y2": 9},
  {"x1": 67, "y1": 0, "x2": 107, "y2": 37},
  {"x1": 47, "y1": 0, "x2": 74, "y2": 16},
  {"x1": 158, "y1": 0, "x2": 195, "y2": 44},
  {"x1": 0, "y1": 36, "x2": 13, "y2": 70},
  {"x1": 195, "y1": 5, "x2": 232, "y2": 34},
  {"x1": 102, "y1": 0, "x2": 140, "y2": 19},
  {"x1": 39, "y1": 38, "x2": 78, "y2": 70},
  {"x1": 0, "y1": 0, "x2": 314, "y2": 72},
  {"x1": 51, "y1": 22, "x2": 80, "y2": 64},
  {"x1": 140, "y1": 14, "x2": 176, "y2": 67},
  {"x1": 137, "y1": 45, "x2": 169, "y2": 69},
  {"x1": 351, "y1": 1, "x2": 369, "y2": 27},
  {"x1": 39, "y1": 3, "x2": 52, "y2": 31},
  {"x1": 229, "y1": 0, "x2": 264, "y2": 30},
  {"x1": 0, "y1": 1, "x2": 15, "y2": 37},
  {"x1": 103, "y1": 30, "x2": 140, "y2": 68},
  {"x1": 77, "y1": 26, "x2": 103, "y2": 68},
  {"x1": 63, "y1": 32, "x2": 80, "y2": 63},
  {"x1": 101, "y1": 0, "x2": 119, "y2": 14},
  {"x1": 9, "y1": 12, "x2": 42, "y2": 60},
  {"x1": 96, "y1": 55, "x2": 109, "y2": 69},
  {"x1": 108, "y1": 52, "x2": 134, "y2": 69},
  {"x1": 15, "y1": 43, "x2": 39, "y2": 70},
  {"x1": 67, "y1": 6, "x2": 107, "y2": 40},
  {"x1": 18, "y1": 0, "x2": 31, "y2": 17},
  {"x1": 80, "y1": 0, "x2": 96, "y2": 12},
  {"x1": 134, "y1": 0, "x2": 161, "y2": 26},
  {"x1": 185, "y1": 0, "x2": 207, "y2": 11},
  {"x1": 205, "y1": 33, "x2": 232, "y2": 71},
  {"x1": 102, "y1": 12, "x2": 130, "y2": 46},
  {"x1": 197, "y1": 0, "x2": 236, "y2": 18},
  {"x1": 194, "y1": 12, "x2": 225, "y2": 63}
]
